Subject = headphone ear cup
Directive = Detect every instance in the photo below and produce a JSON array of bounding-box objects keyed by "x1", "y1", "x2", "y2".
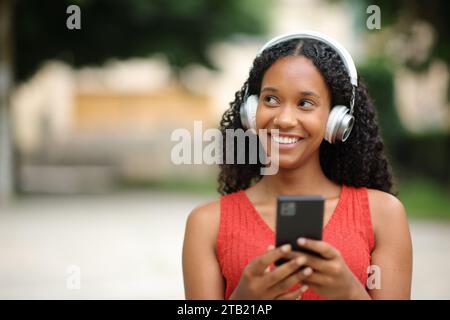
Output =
[
  {"x1": 325, "y1": 105, "x2": 354, "y2": 143},
  {"x1": 239, "y1": 95, "x2": 258, "y2": 130}
]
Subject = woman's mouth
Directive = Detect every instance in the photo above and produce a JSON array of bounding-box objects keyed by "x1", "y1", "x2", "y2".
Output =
[{"x1": 269, "y1": 133, "x2": 304, "y2": 149}]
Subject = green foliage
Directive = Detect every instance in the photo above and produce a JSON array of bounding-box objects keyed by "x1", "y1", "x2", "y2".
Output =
[
  {"x1": 359, "y1": 57, "x2": 450, "y2": 189},
  {"x1": 399, "y1": 177, "x2": 450, "y2": 220},
  {"x1": 393, "y1": 133, "x2": 450, "y2": 187},
  {"x1": 358, "y1": 57, "x2": 405, "y2": 147},
  {"x1": 344, "y1": 0, "x2": 402, "y2": 27},
  {"x1": 14, "y1": 0, "x2": 271, "y2": 81},
  {"x1": 119, "y1": 176, "x2": 218, "y2": 195},
  {"x1": 347, "y1": 0, "x2": 450, "y2": 68}
]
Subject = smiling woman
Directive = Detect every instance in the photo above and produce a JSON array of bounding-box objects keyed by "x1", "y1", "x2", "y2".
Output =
[{"x1": 182, "y1": 32, "x2": 412, "y2": 300}]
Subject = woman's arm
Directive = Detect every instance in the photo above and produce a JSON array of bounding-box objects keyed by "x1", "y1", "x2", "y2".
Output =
[
  {"x1": 368, "y1": 189, "x2": 413, "y2": 299},
  {"x1": 182, "y1": 200, "x2": 225, "y2": 299}
]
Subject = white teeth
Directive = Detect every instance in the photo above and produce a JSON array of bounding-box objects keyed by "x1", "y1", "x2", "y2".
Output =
[{"x1": 271, "y1": 135, "x2": 300, "y2": 144}]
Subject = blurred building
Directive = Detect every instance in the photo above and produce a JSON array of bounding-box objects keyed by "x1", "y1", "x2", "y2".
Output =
[{"x1": 12, "y1": 57, "x2": 219, "y2": 193}]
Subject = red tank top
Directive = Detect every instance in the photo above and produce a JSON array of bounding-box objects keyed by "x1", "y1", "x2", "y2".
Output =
[{"x1": 216, "y1": 185, "x2": 374, "y2": 300}]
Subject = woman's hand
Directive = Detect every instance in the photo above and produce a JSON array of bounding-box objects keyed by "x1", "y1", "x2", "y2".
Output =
[
  {"x1": 295, "y1": 238, "x2": 371, "y2": 300},
  {"x1": 229, "y1": 244, "x2": 312, "y2": 300}
]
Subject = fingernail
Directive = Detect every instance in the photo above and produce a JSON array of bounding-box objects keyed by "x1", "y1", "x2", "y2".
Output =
[
  {"x1": 296, "y1": 256, "x2": 306, "y2": 265},
  {"x1": 281, "y1": 244, "x2": 291, "y2": 252},
  {"x1": 301, "y1": 285, "x2": 309, "y2": 293},
  {"x1": 303, "y1": 267, "x2": 313, "y2": 276},
  {"x1": 297, "y1": 238, "x2": 307, "y2": 245}
]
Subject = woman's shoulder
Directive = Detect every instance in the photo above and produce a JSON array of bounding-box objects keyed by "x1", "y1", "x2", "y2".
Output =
[
  {"x1": 366, "y1": 188, "x2": 406, "y2": 215},
  {"x1": 365, "y1": 188, "x2": 408, "y2": 236},
  {"x1": 186, "y1": 191, "x2": 245, "y2": 239},
  {"x1": 187, "y1": 199, "x2": 221, "y2": 231},
  {"x1": 188, "y1": 190, "x2": 243, "y2": 221},
  {"x1": 184, "y1": 198, "x2": 222, "y2": 253}
]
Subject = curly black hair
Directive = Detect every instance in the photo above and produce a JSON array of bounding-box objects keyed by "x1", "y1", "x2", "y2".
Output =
[{"x1": 218, "y1": 38, "x2": 395, "y2": 195}]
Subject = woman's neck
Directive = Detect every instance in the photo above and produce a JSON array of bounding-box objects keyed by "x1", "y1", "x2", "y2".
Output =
[{"x1": 259, "y1": 153, "x2": 339, "y2": 199}]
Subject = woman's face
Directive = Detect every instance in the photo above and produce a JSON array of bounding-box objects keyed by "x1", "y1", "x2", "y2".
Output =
[{"x1": 256, "y1": 55, "x2": 332, "y2": 169}]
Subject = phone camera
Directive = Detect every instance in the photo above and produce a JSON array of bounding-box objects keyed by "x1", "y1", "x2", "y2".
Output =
[{"x1": 281, "y1": 202, "x2": 296, "y2": 216}]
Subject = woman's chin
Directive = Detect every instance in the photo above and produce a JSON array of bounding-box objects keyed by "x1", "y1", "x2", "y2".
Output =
[{"x1": 277, "y1": 155, "x2": 304, "y2": 170}]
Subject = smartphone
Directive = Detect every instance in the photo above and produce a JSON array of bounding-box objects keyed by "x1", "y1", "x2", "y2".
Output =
[{"x1": 275, "y1": 195, "x2": 324, "y2": 266}]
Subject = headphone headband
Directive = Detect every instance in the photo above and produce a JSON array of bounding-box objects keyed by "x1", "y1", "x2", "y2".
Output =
[{"x1": 258, "y1": 31, "x2": 358, "y2": 87}]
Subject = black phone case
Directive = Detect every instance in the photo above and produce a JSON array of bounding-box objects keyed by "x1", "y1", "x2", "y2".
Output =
[{"x1": 275, "y1": 195, "x2": 324, "y2": 266}]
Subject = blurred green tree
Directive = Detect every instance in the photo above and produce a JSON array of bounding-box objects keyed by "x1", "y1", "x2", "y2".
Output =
[
  {"x1": 358, "y1": 57, "x2": 403, "y2": 146},
  {"x1": 14, "y1": 0, "x2": 271, "y2": 81},
  {"x1": 345, "y1": 0, "x2": 449, "y2": 71}
]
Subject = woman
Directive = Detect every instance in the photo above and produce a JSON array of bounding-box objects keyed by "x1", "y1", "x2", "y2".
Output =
[{"x1": 182, "y1": 32, "x2": 412, "y2": 300}]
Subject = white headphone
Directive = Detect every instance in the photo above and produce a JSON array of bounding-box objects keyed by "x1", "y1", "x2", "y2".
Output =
[{"x1": 239, "y1": 31, "x2": 358, "y2": 144}]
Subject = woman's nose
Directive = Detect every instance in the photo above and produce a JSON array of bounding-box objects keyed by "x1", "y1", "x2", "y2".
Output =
[{"x1": 273, "y1": 105, "x2": 297, "y2": 128}]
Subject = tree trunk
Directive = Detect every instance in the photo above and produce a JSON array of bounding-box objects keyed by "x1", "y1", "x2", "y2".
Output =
[{"x1": 0, "y1": 0, "x2": 14, "y2": 205}]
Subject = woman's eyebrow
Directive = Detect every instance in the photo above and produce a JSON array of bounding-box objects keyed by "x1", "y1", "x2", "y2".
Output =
[
  {"x1": 261, "y1": 87, "x2": 278, "y2": 93},
  {"x1": 301, "y1": 91, "x2": 320, "y2": 99},
  {"x1": 261, "y1": 87, "x2": 321, "y2": 99}
]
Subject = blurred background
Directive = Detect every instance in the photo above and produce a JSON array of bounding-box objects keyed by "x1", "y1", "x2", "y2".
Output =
[{"x1": 0, "y1": 0, "x2": 449, "y2": 299}]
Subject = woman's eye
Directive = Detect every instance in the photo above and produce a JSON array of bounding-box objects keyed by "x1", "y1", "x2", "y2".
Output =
[
  {"x1": 263, "y1": 96, "x2": 279, "y2": 106},
  {"x1": 299, "y1": 100, "x2": 314, "y2": 109}
]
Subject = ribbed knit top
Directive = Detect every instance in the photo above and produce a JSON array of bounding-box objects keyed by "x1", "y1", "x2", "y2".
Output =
[{"x1": 216, "y1": 185, "x2": 375, "y2": 300}]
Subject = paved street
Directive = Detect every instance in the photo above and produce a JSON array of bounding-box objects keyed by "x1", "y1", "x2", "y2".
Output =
[{"x1": 0, "y1": 191, "x2": 449, "y2": 299}]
